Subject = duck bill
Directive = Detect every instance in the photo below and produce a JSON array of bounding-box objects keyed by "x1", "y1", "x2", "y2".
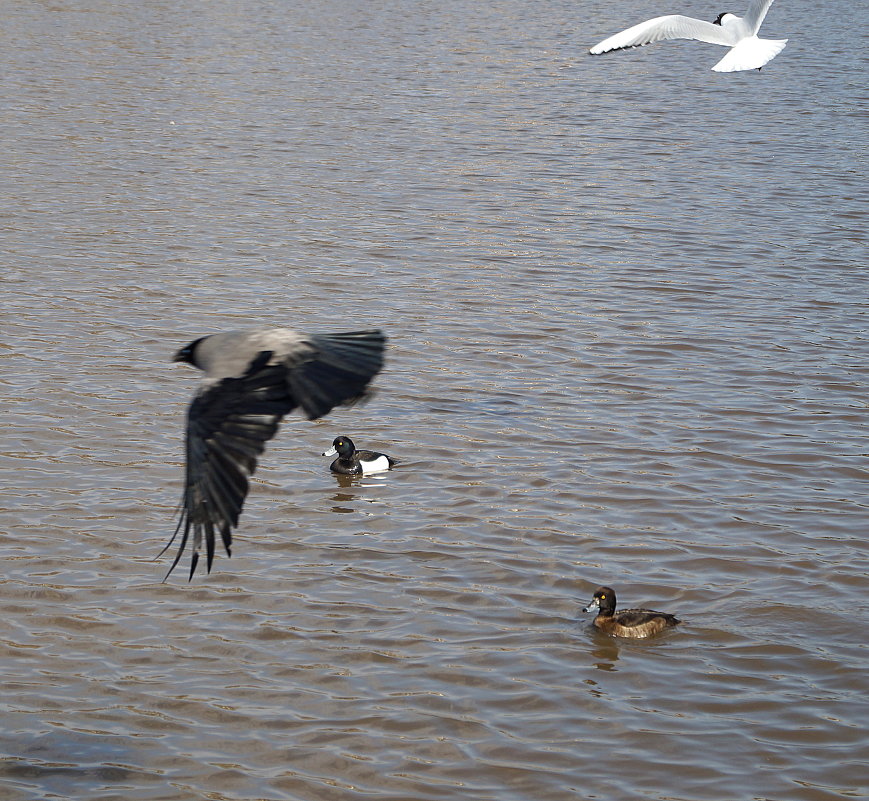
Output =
[
  {"x1": 322, "y1": 446, "x2": 337, "y2": 457},
  {"x1": 583, "y1": 597, "x2": 600, "y2": 614}
]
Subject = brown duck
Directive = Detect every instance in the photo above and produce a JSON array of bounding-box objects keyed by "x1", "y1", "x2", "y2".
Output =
[{"x1": 583, "y1": 586, "x2": 680, "y2": 639}]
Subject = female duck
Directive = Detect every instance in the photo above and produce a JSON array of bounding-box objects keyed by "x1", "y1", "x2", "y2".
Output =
[
  {"x1": 583, "y1": 586, "x2": 680, "y2": 639},
  {"x1": 322, "y1": 436, "x2": 397, "y2": 475}
]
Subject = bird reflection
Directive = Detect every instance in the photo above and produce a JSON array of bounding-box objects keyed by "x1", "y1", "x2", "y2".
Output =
[
  {"x1": 326, "y1": 471, "x2": 391, "y2": 514},
  {"x1": 329, "y1": 475, "x2": 360, "y2": 513},
  {"x1": 590, "y1": 633, "x2": 621, "y2": 671},
  {"x1": 331, "y1": 474, "x2": 358, "y2": 490}
]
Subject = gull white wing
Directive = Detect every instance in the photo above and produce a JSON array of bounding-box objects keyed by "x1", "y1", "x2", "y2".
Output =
[
  {"x1": 742, "y1": 0, "x2": 778, "y2": 34},
  {"x1": 711, "y1": 36, "x2": 787, "y2": 71},
  {"x1": 589, "y1": 14, "x2": 735, "y2": 54}
]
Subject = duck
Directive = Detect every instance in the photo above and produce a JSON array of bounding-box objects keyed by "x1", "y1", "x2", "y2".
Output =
[
  {"x1": 583, "y1": 586, "x2": 680, "y2": 638},
  {"x1": 322, "y1": 436, "x2": 397, "y2": 475}
]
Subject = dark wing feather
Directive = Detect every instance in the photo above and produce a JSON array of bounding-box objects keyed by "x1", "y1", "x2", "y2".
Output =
[
  {"x1": 161, "y1": 352, "x2": 295, "y2": 581},
  {"x1": 285, "y1": 330, "x2": 386, "y2": 419}
]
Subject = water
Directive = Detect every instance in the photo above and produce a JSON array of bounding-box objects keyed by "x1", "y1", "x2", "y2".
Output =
[{"x1": 1, "y1": 0, "x2": 867, "y2": 799}]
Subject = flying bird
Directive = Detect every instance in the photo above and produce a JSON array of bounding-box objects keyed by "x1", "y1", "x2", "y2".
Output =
[
  {"x1": 589, "y1": 0, "x2": 787, "y2": 72},
  {"x1": 160, "y1": 327, "x2": 386, "y2": 580}
]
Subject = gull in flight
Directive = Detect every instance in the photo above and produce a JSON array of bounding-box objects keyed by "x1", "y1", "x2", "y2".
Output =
[
  {"x1": 161, "y1": 327, "x2": 386, "y2": 580},
  {"x1": 589, "y1": 0, "x2": 787, "y2": 72}
]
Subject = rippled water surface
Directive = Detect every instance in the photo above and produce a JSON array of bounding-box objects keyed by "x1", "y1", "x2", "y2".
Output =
[{"x1": 1, "y1": 0, "x2": 867, "y2": 799}]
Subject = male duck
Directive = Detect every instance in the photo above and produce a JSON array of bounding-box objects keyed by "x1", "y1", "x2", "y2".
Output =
[
  {"x1": 583, "y1": 586, "x2": 680, "y2": 639},
  {"x1": 322, "y1": 436, "x2": 397, "y2": 475}
]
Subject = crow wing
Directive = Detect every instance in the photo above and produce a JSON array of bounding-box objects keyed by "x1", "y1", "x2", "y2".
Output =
[
  {"x1": 285, "y1": 330, "x2": 386, "y2": 419},
  {"x1": 162, "y1": 330, "x2": 386, "y2": 580},
  {"x1": 161, "y1": 351, "x2": 292, "y2": 580}
]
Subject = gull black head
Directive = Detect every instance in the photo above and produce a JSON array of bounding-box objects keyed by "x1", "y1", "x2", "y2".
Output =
[
  {"x1": 713, "y1": 12, "x2": 729, "y2": 25},
  {"x1": 583, "y1": 586, "x2": 617, "y2": 615},
  {"x1": 172, "y1": 336, "x2": 206, "y2": 367}
]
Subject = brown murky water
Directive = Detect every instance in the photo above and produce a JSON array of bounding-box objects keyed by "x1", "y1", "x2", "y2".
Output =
[{"x1": 1, "y1": 1, "x2": 867, "y2": 799}]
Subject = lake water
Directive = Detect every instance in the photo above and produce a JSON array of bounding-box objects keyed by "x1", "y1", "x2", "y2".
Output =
[{"x1": 1, "y1": 0, "x2": 866, "y2": 799}]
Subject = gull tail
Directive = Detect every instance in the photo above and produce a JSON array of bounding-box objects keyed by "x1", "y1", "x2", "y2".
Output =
[{"x1": 712, "y1": 37, "x2": 787, "y2": 72}]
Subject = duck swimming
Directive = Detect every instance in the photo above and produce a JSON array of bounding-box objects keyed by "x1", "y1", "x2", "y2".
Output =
[
  {"x1": 583, "y1": 586, "x2": 680, "y2": 638},
  {"x1": 322, "y1": 436, "x2": 397, "y2": 475}
]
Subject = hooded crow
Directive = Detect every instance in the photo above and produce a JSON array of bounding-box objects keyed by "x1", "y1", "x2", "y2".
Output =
[{"x1": 160, "y1": 327, "x2": 386, "y2": 581}]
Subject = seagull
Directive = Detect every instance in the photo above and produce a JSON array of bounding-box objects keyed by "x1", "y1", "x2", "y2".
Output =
[
  {"x1": 160, "y1": 327, "x2": 386, "y2": 581},
  {"x1": 589, "y1": 0, "x2": 787, "y2": 72}
]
